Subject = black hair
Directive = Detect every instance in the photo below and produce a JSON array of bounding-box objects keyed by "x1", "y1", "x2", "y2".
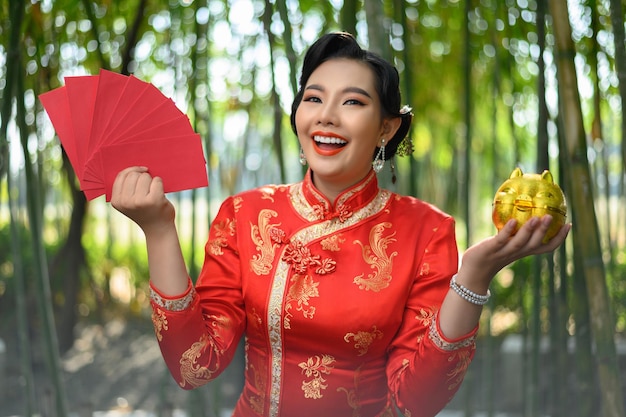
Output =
[{"x1": 290, "y1": 32, "x2": 412, "y2": 161}]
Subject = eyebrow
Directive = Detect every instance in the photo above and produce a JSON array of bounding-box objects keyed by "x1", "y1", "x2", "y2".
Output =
[{"x1": 304, "y1": 84, "x2": 373, "y2": 98}]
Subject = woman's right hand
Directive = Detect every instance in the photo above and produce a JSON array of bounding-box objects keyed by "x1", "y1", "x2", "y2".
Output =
[{"x1": 110, "y1": 166, "x2": 175, "y2": 234}]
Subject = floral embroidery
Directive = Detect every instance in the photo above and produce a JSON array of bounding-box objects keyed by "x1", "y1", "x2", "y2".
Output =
[
  {"x1": 344, "y1": 326, "x2": 383, "y2": 356},
  {"x1": 315, "y1": 258, "x2": 336, "y2": 275},
  {"x1": 419, "y1": 262, "x2": 430, "y2": 276},
  {"x1": 282, "y1": 240, "x2": 321, "y2": 274},
  {"x1": 151, "y1": 309, "x2": 168, "y2": 341},
  {"x1": 312, "y1": 204, "x2": 327, "y2": 220},
  {"x1": 179, "y1": 333, "x2": 219, "y2": 388},
  {"x1": 415, "y1": 307, "x2": 436, "y2": 327},
  {"x1": 299, "y1": 355, "x2": 336, "y2": 399},
  {"x1": 250, "y1": 209, "x2": 281, "y2": 275},
  {"x1": 353, "y1": 222, "x2": 397, "y2": 292},
  {"x1": 320, "y1": 234, "x2": 345, "y2": 251},
  {"x1": 284, "y1": 274, "x2": 319, "y2": 329},
  {"x1": 208, "y1": 218, "x2": 236, "y2": 256}
]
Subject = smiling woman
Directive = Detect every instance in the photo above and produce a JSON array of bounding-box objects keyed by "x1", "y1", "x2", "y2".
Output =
[
  {"x1": 293, "y1": 57, "x2": 402, "y2": 200},
  {"x1": 109, "y1": 32, "x2": 569, "y2": 417}
]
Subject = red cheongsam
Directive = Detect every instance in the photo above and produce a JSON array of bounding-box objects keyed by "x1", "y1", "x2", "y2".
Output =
[{"x1": 150, "y1": 169, "x2": 477, "y2": 417}]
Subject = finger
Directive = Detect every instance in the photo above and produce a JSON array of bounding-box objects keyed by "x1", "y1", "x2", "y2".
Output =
[
  {"x1": 134, "y1": 171, "x2": 154, "y2": 197},
  {"x1": 111, "y1": 167, "x2": 149, "y2": 201},
  {"x1": 540, "y1": 223, "x2": 572, "y2": 252},
  {"x1": 495, "y1": 219, "x2": 518, "y2": 242},
  {"x1": 525, "y1": 215, "x2": 555, "y2": 247},
  {"x1": 149, "y1": 176, "x2": 165, "y2": 197},
  {"x1": 505, "y1": 216, "x2": 539, "y2": 248}
]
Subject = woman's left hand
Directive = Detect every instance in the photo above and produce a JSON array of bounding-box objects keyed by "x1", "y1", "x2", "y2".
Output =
[{"x1": 461, "y1": 215, "x2": 571, "y2": 283}]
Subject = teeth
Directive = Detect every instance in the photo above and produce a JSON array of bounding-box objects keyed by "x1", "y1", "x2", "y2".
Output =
[{"x1": 313, "y1": 135, "x2": 347, "y2": 145}]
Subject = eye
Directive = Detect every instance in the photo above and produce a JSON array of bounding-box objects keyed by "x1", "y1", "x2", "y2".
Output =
[
  {"x1": 344, "y1": 98, "x2": 364, "y2": 105},
  {"x1": 302, "y1": 95, "x2": 322, "y2": 103}
]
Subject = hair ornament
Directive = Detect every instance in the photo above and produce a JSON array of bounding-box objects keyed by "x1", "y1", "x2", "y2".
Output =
[{"x1": 395, "y1": 105, "x2": 414, "y2": 158}]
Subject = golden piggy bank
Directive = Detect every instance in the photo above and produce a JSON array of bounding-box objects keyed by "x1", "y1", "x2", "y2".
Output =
[{"x1": 492, "y1": 168, "x2": 567, "y2": 242}]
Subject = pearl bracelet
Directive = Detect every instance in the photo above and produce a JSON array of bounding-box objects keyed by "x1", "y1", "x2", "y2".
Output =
[{"x1": 450, "y1": 274, "x2": 491, "y2": 306}]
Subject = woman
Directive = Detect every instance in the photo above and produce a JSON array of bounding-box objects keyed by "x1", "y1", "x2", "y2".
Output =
[{"x1": 111, "y1": 32, "x2": 570, "y2": 417}]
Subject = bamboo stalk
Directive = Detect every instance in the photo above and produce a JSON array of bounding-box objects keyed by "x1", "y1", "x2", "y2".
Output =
[{"x1": 549, "y1": 1, "x2": 626, "y2": 416}]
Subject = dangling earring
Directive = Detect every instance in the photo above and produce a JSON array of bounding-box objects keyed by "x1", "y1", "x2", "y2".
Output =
[
  {"x1": 299, "y1": 148, "x2": 307, "y2": 166},
  {"x1": 372, "y1": 139, "x2": 385, "y2": 173}
]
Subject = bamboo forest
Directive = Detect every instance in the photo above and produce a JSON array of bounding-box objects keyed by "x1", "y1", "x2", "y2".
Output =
[{"x1": 1, "y1": 0, "x2": 625, "y2": 416}]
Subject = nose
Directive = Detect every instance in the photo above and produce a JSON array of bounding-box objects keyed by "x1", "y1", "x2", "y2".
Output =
[{"x1": 316, "y1": 103, "x2": 338, "y2": 126}]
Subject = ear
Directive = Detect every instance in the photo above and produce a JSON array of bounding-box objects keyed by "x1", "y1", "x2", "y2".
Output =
[
  {"x1": 380, "y1": 117, "x2": 402, "y2": 145},
  {"x1": 382, "y1": 117, "x2": 402, "y2": 140}
]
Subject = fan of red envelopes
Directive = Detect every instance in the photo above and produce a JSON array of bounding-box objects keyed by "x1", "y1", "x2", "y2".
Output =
[{"x1": 39, "y1": 69, "x2": 208, "y2": 201}]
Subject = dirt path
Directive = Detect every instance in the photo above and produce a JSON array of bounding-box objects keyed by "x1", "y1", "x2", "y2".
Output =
[{"x1": 0, "y1": 318, "x2": 241, "y2": 417}]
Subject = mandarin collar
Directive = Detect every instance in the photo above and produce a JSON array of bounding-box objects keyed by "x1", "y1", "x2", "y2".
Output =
[{"x1": 301, "y1": 169, "x2": 380, "y2": 222}]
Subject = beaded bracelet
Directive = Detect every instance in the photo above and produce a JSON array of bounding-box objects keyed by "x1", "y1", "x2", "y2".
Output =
[{"x1": 450, "y1": 274, "x2": 491, "y2": 306}]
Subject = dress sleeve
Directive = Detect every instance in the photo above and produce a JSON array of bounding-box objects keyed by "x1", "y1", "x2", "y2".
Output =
[
  {"x1": 386, "y1": 216, "x2": 477, "y2": 417},
  {"x1": 149, "y1": 196, "x2": 246, "y2": 389}
]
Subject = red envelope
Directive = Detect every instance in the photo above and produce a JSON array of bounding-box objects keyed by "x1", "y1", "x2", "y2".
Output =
[
  {"x1": 100, "y1": 134, "x2": 207, "y2": 201},
  {"x1": 39, "y1": 87, "x2": 78, "y2": 172},
  {"x1": 64, "y1": 75, "x2": 99, "y2": 178},
  {"x1": 39, "y1": 72, "x2": 208, "y2": 201}
]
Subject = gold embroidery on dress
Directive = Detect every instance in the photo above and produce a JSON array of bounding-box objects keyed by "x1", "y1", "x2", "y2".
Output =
[
  {"x1": 419, "y1": 262, "x2": 430, "y2": 276},
  {"x1": 250, "y1": 209, "x2": 281, "y2": 275},
  {"x1": 321, "y1": 234, "x2": 345, "y2": 251},
  {"x1": 151, "y1": 309, "x2": 168, "y2": 341},
  {"x1": 344, "y1": 326, "x2": 383, "y2": 356},
  {"x1": 259, "y1": 186, "x2": 277, "y2": 202},
  {"x1": 416, "y1": 307, "x2": 436, "y2": 327},
  {"x1": 208, "y1": 218, "x2": 236, "y2": 256},
  {"x1": 447, "y1": 350, "x2": 472, "y2": 390},
  {"x1": 267, "y1": 261, "x2": 290, "y2": 417},
  {"x1": 208, "y1": 315, "x2": 232, "y2": 354},
  {"x1": 266, "y1": 186, "x2": 391, "y2": 417},
  {"x1": 248, "y1": 362, "x2": 267, "y2": 414},
  {"x1": 315, "y1": 258, "x2": 336, "y2": 275},
  {"x1": 298, "y1": 354, "x2": 336, "y2": 399},
  {"x1": 150, "y1": 286, "x2": 195, "y2": 311},
  {"x1": 233, "y1": 196, "x2": 243, "y2": 212},
  {"x1": 284, "y1": 273, "x2": 319, "y2": 329},
  {"x1": 179, "y1": 333, "x2": 219, "y2": 388},
  {"x1": 428, "y1": 312, "x2": 476, "y2": 351},
  {"x1": 248, "y1": 308, "x2": 263, "y2": 332},
  {"x1": 337, "y1": 365, "x2": 362, "y2": 416},
  {"x1": 353, "y1": 222, "x2": 397, "y2": 292}
]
